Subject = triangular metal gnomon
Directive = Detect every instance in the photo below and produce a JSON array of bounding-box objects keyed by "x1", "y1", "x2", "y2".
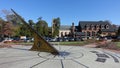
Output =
[{"x1": 11, "y1": 9, "x2": 59, "y2": 55}]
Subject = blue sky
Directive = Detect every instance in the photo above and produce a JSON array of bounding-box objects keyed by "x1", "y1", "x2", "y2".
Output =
[{"x1": 0, "y1": 0, "x2": 120, "y2": 26}]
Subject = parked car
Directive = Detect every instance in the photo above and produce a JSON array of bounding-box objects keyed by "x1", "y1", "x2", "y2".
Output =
[
  {"x1": 68, "y1": 37, "x2": 75, "y2": 41},
  {"x1": 105, "y1": 36, "x2": 112, "y2": 42},
  {"x1": 43, "y1": 37, "x2": 49, "y2": 41},
  {"x1": 3, "y1": 38, "x2": 13, "y2": 43},
  {"x1": 63, "y1": 37, "x2": 69, "y2": 42},
  {"x1": 26, "y1": 38, "x2": 32, "y2": 42},
  {"x1": 31, "y1": 38, "x2": 34, "y2": 42},
  {"x1": 49, "y1": 38, "x2": 57, "y2": 42},
  {"x1": 74, "y1": 37, "x2": 81, "y2": 41},
  {"x1": 0, "y1": 37, "x2": 4, "y2": 42},
  {"x1": 98, "y1": 36, "x2": 105, "y2": 41},
  {"x1": 13, "y1": 37, "x2": 20, "y2": 41},
  {"x1": 117, "y1": 36, "x2": 120, "y2": 40},
  {"x1": 56, "y1": 37, "x2": 63, "y2": 42},
  {"x1": 12, "y1": 37, "x2": 20, "y2": 43}
]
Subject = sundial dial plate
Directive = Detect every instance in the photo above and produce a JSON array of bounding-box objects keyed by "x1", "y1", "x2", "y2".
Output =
[{"x1": 0, "y1": 45, "x2": 120, "y2": 68}]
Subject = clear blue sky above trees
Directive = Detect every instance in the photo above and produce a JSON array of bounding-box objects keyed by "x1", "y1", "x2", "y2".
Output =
[{"x1": 0, "y1": 0, "x2": 120, "y2": 26}]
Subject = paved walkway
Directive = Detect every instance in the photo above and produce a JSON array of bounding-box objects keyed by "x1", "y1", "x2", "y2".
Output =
[{"x1": 0, "y1": 45, "x2": 120, "y2": 68}]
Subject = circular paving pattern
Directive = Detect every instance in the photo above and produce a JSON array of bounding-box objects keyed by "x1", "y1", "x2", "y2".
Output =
[
  {"x1": 38, "y1": 49, "x2": 83, "y2": 60},
  {"x1": 0, "y1": 45, "x2": 120, "y2": 68}
]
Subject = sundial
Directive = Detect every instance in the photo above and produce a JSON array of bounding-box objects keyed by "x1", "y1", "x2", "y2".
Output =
[
  {"x1": 11, "y1": 9, "x2": 59, "y2": 55},
  {"x1": 0, "y1": 9, "x2": 119, "y2": 68}
]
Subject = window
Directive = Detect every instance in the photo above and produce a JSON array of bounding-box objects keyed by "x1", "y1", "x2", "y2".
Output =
[
  {"x1": 65, "y1": 32, "x2": 67, "y2": 36},
  {"x1": 92, "y1": 31, "x2": 96, "y2": 36},
  {"x1": 106, "y1": 25, "x2": 109, "y2": 29},
  {"x1": 91, "y1": 24, "x2": 94, "y2": 30},
  {"x1": 87, "y1": 31, "x2": 90, "y2": 36},
  {"x1": 101, "y1": 25, "x2": 104, "y2": 29},
  {"x1": 84, "y1": 32, "x2": 87, "y2": 36},
  {"x1": 96, "y1": 25, "x2": 99, "y2": 29},
  {"x1": 84, "y1": 25, "x2": 87, "y2": 30},
  {"x1": 86, "y1": 25, "x2": 90, "y2": 30},
  {"x1": 61, "y1": 32, "x2": 63, "y2": 37}
]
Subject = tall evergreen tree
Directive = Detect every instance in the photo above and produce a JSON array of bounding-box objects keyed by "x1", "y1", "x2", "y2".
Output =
[
  {"x1": 52, "y1": 17, "x2": 60, "y2": 37},
  {"x1": 28, "y1": 20, "x2": 35, "y2": 27},
  {"x1": 117, "y1": 26, "x2": 120, "y2": 36},
  {"x1": 36, "y1": 19, "x2": 48, "y2": 36},
  {"x1": 28, "y1": 20, "x2": 35, "y2": 37}
]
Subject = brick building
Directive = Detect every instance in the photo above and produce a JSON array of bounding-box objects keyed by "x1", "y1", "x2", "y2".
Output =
[
  {"x1": 59, "y1": 25, "x2": 71, "y2": 37},
  {"x1": 58, "y1": 21, "x2": 117, "y2": 39},
  {"x1": 77, "y1": 21, "x2": 116, "y2": 38}
]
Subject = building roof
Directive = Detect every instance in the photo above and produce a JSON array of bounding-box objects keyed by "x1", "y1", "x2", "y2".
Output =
[
  {"x1": 78, "y1": 21, "x2": 116, "y2": 31},
  {"x1": 60, "y1": 25, "x2": 71, "y2": 30},
  {"x1": 79, "y1": 21, "x2": 111, "y2": 28}
]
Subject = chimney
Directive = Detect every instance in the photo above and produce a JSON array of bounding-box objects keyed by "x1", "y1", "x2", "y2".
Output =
[{"x1": 72, "y1": 22, "x2": 74, "y2": 26}]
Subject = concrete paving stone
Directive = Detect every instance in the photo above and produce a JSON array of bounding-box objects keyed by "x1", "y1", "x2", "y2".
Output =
[{"x1": 0, "y1": 45, "x2": 120, "y2": 68}]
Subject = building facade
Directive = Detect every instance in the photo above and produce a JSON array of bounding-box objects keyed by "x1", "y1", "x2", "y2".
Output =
[
  {"x1": 78, "y1": 21, "x2": 116, "y2": 38},
  {"x1": 59, "y1": 21, "x2": 117, "y2": 39},
  {"x1": 59, "y1": 25, "x2": 71, "y2": 37}
]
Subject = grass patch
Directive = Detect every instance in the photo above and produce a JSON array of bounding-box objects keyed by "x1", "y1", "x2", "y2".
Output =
[
  {"x1": 60, "y1": 41, "x2": 84, "y2": 45},
  {"x1": 8, "y1": 41, "x2": 86, "y2": 46},
  {"x1": 51, "y1": 41, "x2": 87, "y2": 46},
  {"x1": 4, "y1": 42, "x2": 33, "y2": 45},
  {"x1": 116, "y1": 42, "x2": 120, "y2": 48},
  {"x1": 4, "y1": 41, "x2": 91, "y2": 46}
]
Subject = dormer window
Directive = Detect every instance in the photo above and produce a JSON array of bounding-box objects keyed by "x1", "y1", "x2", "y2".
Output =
[
  {"x1": 96, "y1": 25, "x2": 99, "y2": 29},
  {"x1": 91, "y1": 24, "x2": 94, "y2": 30},
  {"x1": 86, "y1": 24, "x2": 90, "y2": 30},
  {"x1": 84, "y1": 25, "x2": 87, "y2": 30},
  {"x1": 101, "y1": 25, "x2": 104, "y2": 29},
  {"x1": 106, "y1": 25, "x2": 109, "y2": 29}
]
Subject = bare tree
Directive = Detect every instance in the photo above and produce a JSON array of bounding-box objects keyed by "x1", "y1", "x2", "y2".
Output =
[{"x1": 3, "y1": 21, "x2": 14, "y2": 37}]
